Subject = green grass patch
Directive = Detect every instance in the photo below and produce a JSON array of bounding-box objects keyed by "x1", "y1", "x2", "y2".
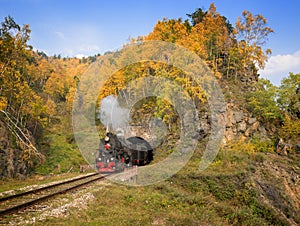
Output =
[{"x1": 35, "y1": 132, "x2": 87, "y2": 174}]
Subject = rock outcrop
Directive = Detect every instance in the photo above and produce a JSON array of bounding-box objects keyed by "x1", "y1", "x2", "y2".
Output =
[
  {"x1": 223, "y1": 103, "x2": 268, "y2": 144},
  {"x1": 126, "y1": 102, "x2": 270, "y2": 147},
  {"x1": 0, "y1": 119, "x2": 36, "y2": 179}
]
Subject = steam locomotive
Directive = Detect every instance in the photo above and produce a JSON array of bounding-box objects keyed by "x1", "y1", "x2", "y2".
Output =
[{"x1": 95, "y1": 132, "x2": 153, "y2": 173}]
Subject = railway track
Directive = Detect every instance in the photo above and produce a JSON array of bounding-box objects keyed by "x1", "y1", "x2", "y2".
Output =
[{"x1": 0, "y1": 172, "x2": 106, "y2": 217}]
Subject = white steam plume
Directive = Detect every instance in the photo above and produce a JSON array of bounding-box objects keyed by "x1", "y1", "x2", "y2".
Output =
[{"x1": 98, "y1": 95, "x2": 131, "y2": 131}]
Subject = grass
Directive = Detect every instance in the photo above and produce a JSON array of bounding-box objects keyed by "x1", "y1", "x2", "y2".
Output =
[
  {"x1": 35, "y1": 131, "x2": 87, "y2": 175},
  {"x1": 30, "y1": 147, "x2": 295, "y2": 226},
  {"x1": 2, "y1": 124, "x2": 298, "y2": 225}
]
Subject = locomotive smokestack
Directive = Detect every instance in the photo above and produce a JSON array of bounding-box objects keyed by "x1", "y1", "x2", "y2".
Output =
[{"x1": 106, "y1": 123, "x2": 112, "y2": 133}]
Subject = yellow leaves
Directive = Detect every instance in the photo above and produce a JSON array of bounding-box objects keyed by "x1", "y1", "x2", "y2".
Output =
[
  {"x1": 45, "y1": 73, "x2": 61, "y2": 97},
  {"x1": 234, "y1": 10, "x2": 273, "y2": 71},
  {"x1": 227, "y1": 137, "x2": 256, "y2": 153},
  {"x1": 45, "y1": 98, "x2": 56, "y2": 116},
  {"x1": 144, "y1": 4, "x2": 234, "y2": 82},
  {"x1": 145, "y1": 18, "x2": 188, "y2": 43},
  {"x1": 215, "y1": 71, "x2": 222, "y2": 79},
  {"x1": 1, "y1": 17, "x2": 90, "y2": 126},
  {"x1": 180, "y1": 23, "x2": 207, "y2": 58},
  {"x1": 0, "y1": 96, "x2": 8, "y2": 111},
  {"x1": 97, "y1": 58, "x2": 208, "y2": 116},
  {"x1": 279, "y1": 114, "x2": 300, "y2": 142},
  {"x1": 207, "y1": 3, "x2": 217, "y2": 16},
  {"x1": 143, "y1": 4, "x2": 273, "y2": 81},
  {"x1": 66, "y1": 86, "x2": 76, "y2": 110},
  {"x1": 265, "y1": 48, "x2": 272, "y2": 55}
]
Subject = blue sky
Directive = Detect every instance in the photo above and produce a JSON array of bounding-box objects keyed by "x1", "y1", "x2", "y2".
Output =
[{"x1": 1, "y1": 0, "x2": 300, "y2": 85}]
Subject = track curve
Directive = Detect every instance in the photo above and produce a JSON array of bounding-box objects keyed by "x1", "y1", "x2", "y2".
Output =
[{"x1": 0, "y1": 173, "x2": 106, "y2": 217}]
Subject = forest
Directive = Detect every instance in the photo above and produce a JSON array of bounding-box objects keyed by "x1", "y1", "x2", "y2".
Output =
[
  {"x1": 0, "y1": 3, "x2": 299, "y2": 177},
  {"x1": 0, "y1": 3, "x2": 299, "y2": 224}
]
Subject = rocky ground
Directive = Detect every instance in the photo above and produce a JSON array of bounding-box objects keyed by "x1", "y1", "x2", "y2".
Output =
[{"x1": 253, "y1": 154, "x2": 300, "y2": 225}]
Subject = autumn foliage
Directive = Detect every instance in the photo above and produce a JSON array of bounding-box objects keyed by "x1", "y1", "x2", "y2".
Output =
[{"x1": 2, "y1": 3, "x2": 299, "y2": 176}]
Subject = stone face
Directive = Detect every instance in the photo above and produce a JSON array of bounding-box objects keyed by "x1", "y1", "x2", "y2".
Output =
[
  {"x1": 245, "y1": 121, "x2": 260, "y2": 137},
  {"x1": 233, "y1": 111, "x2": 244, "y2": 123},
  {"x1": 258, "y1": 126, "x2": 268, "y2": 139},
  {"x1": 238, "y1": 121, "x2": 247, "y2": 132},
  {"x1": 226, "y1": 110, "x2": 234, "y2": 127},
  {"x1": 222, "y1": 104, "x2": 265, "y2": 143},
  {"x1": 224, "y1": 128, "x2": 235, "y2": 141},
  {"x1": 275, "y1": 138, "x2": 290, "y2": 156},
  {"x1": 248, "y1": 117, "x2": 257, "y2": 124},
  {"x1": 276, "y1": 138, "x2": 300, "y2": 155}
]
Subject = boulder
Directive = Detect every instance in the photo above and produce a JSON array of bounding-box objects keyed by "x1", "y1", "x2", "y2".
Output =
[
  {"x1": 238, "y1": 121, "x2": 247, "y2": 132},
  {"x1": 245, "y1": 121, "x2": 260, "y2": 137},
  {"x1": 226, "y1": 110, "x2": 234, "y2": 127},
  {"x1": 248, "y1": 117, "x2": 257, "y2": 124},
  {"x1": 233, "y1": 111, "x2": 244, "y2": 123}
]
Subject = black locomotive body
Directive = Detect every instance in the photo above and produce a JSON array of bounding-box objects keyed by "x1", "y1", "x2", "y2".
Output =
[{"x1": 95, "y1": 132, "x2": 153, "y2": 173}]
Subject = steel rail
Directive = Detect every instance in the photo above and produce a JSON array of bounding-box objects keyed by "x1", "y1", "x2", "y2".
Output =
[
  {"x1": 0, "y1": 172, "x2": 98, "y2": 202},
  {"x1": 0, "y1": 173, "x2": 106, "y2": 217}
]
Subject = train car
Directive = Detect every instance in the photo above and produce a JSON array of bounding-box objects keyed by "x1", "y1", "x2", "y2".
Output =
[
  {"x1": 95, "y1": 132, "x2": 153, "y2": 173},
  {"x1": 126, "y1": 136, "x2": 153, "y2": 166}
]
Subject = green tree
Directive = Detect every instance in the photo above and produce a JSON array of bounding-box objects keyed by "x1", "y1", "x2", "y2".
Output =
[
  {"x1": 187, "y1": 7, "x2": 207, "y2": 26},
  {"x1": 277, "y1": 73, "x2": 300, "y2": 118},
  {"x1": 247, "y1": 78, "x2": 281, "y2": 122}
]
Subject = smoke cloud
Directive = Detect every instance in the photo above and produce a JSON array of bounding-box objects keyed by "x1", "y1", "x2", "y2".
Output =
[{"x1": 98, "y1": 95, "x2": 131, "y2": 131}]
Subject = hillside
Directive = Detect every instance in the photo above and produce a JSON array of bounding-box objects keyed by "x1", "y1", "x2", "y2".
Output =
[
  {"x1": 0, "y1": 3, "x2": 299, "y2": 225},
  {"x1": 4, "y1": 148, "x2": 299, "y2": 225}
]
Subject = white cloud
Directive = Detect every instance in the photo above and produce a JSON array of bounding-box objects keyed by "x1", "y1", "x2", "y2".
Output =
[
  {"x1": 47, "y1": 24, "x2": 103, "y2": 58},
  {"x1": 62, "y1": 44, "x2": 100, "y2": 58},
  {"x1": 75, "y1": 54, "x2": 86, "y2": 59},
  {"x1": 260, "y1": 50, "x2": 300, "y2": 86}
]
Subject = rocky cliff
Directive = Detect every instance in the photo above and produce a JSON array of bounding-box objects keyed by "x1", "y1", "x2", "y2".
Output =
[
  {"x1": 223, "y1": 103, "x2": 269, "y2": 143},
  {"x1": 0, "y1": 119, "x2": 39, "y2": 179}
]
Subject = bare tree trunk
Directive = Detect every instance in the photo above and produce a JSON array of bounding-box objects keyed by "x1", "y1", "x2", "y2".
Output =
[
  {"x1": 0, "y1": 110, "x2": 44, "y2": 161},
  {"x1": 16, "y1": 98, "x2": 24, "y2": 125},
  {"x1": 226, "y1": 55, "x2": 231, "y2": 79}
]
